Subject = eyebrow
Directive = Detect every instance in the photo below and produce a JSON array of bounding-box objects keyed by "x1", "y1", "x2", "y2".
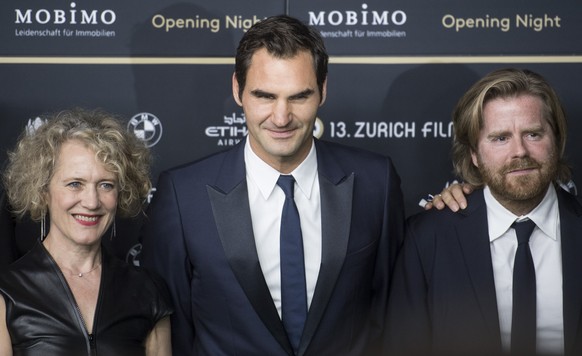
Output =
[
  {"x1": 289, "y1": 89, "x2": 315, "y2": 100},
  {"x1": 250, "y1": 88, "x2": 316, "y2": 100},
  {"x1": 250, "y1": 89, "x2": 274, "y2": 98},
  {"x1": 60, "y1": 176, "x2": 87, "y2": 182},
  {"x1": 486, "y1": 124, "x2": 546, "y2": 138},
  {"x1": 485, "y1": 129, "x2": 510, "y2": 137},
  {"x1": 62, "y1": 174, "x2": 117, "y2": 182}
]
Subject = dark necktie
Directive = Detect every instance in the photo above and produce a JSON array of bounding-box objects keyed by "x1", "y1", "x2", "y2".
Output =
[
  {"x1": 277, "y1": 175, "x2": 307, "y2": 354},
  {"x1": 511, "y1": 219, "x2": 537, "y2": 355}
]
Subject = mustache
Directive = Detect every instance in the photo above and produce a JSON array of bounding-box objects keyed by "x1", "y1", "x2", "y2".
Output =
[{"x1": 503, "y1": 158, "x2": 541, "y2": 174}]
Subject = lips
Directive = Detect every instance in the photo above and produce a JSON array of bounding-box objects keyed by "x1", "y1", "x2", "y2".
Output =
[
  {"x1": 74, "y1": 214, "x2": 101, "y2": 226},
  {"x1": 503, "y1": 159, "x2": 540, "y2": 174},
  {"x1": 269, "y1": 128, "x2": 296, "y2": 139},
  {"x1": 506, "y1": 167, "x2": 537, "y2": 174}
]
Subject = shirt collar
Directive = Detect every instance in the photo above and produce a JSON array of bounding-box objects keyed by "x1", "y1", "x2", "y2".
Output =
[
  {"x1": 244, "y1": 139, "x2": 318, "y2": 200},
  {"x1": 484, "y1": 184, "x2": 559, "y2": 242}
]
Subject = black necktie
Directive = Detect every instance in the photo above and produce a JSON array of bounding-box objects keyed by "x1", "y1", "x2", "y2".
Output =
[
  {"x1": 511, "y1": 219, "x2": 537, "y2": 355},
  {"x1": 277, "y1": 175, "x2": 307, "y2": 353}
]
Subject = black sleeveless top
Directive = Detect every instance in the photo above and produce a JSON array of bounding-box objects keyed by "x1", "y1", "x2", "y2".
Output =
[{"x1": 0, "y1": 241, "x2": 173, "y2": 356}]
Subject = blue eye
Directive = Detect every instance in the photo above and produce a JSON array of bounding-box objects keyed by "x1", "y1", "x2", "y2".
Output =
[
  {"x1": 67, "y1": 181, "x2": 81, "y2": 188},
  {"x1": 100, "y1": 182, "x2": 115, "y2": 190}
]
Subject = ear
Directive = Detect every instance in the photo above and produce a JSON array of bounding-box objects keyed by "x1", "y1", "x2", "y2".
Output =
[
  {"x1": 232, "y1": 73, "x2": 243, "y2": 106},
  {"x1": 471, "y1": 150, "x2": 479, "y2": 167},
  {"x1": 319, "y1": 77, "x2": 327, "y2": 106}
]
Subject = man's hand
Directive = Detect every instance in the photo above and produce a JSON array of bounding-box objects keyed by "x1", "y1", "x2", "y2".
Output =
[{"x1": 422, "y1": 182, "x2": 474, "y2": 212}]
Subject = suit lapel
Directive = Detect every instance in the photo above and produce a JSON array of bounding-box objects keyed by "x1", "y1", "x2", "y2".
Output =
[
  {"x1": 557, "y1": 189, "x2": 582, "y2": 354},
  {"x1": 207, "y1": 141, "x2": 293, "y2": 355},
  {"x1": 456, "y1": 191, "x2": 502, "y2": 347},
  {"x1": 298, "y1": 140, "x2": 353, "y2": 355},
  {"x1": 208, "y1": 140, "x2": 356, "y2": 355}
]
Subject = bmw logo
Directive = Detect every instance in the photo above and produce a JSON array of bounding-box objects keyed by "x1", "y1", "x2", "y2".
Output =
[{"x1": 128, "y1": 112, "x2": 163, "y2": 147}]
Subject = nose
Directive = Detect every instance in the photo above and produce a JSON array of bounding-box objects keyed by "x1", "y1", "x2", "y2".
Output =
[
  {"x1": 511, "y1": 136, "x2": 528, "y2": 158},
  {"x1": 81, "y1": 186, "x2": 101, "y2": 210},
  {"x1": 271, "y1": 100, "x2": 292, "y2": 127}
]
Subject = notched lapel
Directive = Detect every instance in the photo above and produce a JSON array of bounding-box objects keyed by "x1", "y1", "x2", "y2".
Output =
[
  {"x1": 557, "y1": 190, "x2": 582, "y2": 354},
  {"x1": 207, "y1": 183, "x2": 293, "y2": 355},
  {"x1": 455, "y1": 192, "x2": 502, "y2": 346},
  {"x1": 298, "y1": 173, "x2": 354, "y2": 355}
]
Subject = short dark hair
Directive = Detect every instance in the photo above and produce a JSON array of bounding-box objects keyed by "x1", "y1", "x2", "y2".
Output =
[{"x1": 234, "y1": 15, "x2": 328, "y2": 101}]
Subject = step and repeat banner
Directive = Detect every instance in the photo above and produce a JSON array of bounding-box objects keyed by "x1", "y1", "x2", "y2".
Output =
[{"x1": 1, "y1": 0, "x2": 581, "y2": 264}]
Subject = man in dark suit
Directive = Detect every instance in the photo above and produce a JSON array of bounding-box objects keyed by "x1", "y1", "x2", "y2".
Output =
[
  {"x1": 140, "y1": 15, "x2": 404, "y2": 355},
  {"x1": 388, "y1": 68, "x2": 582, "y2": 356}
]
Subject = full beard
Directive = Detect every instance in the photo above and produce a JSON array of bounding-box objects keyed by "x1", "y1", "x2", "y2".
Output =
[{"x1": 478, "y1": 154, "x2": 557, "y2": 203}]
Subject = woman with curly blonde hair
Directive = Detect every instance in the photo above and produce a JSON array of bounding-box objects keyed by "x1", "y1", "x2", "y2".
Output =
[{"x1": 0, "y1": 108, "x2": 172, "y2": 355}]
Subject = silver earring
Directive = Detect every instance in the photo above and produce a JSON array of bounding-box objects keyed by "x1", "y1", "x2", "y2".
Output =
[
  {"x1": 40, "y1": 214, "x2": 46, "y2": 241},
  {"x1": 110, "y1": 219, "x2": 116, "y2": 240}
]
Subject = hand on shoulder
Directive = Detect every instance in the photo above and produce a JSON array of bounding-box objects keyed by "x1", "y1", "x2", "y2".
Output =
[{"x1": 420, "y1": 181, "x2": 475, "y2": 212}]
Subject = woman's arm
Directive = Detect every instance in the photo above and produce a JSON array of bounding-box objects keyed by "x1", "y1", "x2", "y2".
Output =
[
  {"x1": 0, "y1": 295, "x2": 13, "y2": 356},
  {"x1": 145, "y1": 316, "x2": 171, "y2": 356}
]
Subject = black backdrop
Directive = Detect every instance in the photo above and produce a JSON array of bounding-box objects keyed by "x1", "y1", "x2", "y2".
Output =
[{"x1": 1, "y1": 0, "x2": 581, "y2": 264}]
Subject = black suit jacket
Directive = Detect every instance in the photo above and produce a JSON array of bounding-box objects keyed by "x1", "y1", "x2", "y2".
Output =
[
  {"x1": 141, "y1": 138, "x2": 404, "y2": 355},
  {"x1": 388, "y1": 187, "x2": 582, "y2": 356}
]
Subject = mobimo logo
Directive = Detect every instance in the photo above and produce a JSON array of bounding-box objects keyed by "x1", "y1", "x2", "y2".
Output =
[
  {"x1": 308, "y1": 3, "x2": 407, "y2": 26},
  {"x1": 14, "y1": 2, "x2": 116, "y2": 25}
]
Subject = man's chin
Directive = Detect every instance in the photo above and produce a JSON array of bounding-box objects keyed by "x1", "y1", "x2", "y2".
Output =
[{"x1": 499, "y1": 177, "x2": 549, "y2": 201}]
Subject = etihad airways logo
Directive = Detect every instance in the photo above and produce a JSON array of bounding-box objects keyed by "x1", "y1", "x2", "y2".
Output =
[
  {"x1": 308, "y1": 3, "x2": 407, "y2": 27},
  {"x1": 14, "y1": 2, "x2": 116, "y2": 25},
  {"x1": 206, "y1": 112, "x2": 248, "y2": 147}
]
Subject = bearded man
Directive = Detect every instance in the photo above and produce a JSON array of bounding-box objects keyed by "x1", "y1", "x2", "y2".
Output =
[{"x1": 387, "y1": 68, "x2": 582, "y2": 356}]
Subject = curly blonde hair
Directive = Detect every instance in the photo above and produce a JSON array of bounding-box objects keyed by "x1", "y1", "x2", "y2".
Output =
[{"x1": 3, "y1": 108, "x2": 152, "y2": 221}]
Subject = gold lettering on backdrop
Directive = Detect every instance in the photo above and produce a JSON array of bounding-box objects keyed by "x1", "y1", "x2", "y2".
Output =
[
  {"x1": 224, "y1": 15, "x2": 262, "y2": 31},
  {"x1": 442, "y1": 13, "x2": 562, "y2": 32},
  {"x1": 151, "y1": 14, "x2": 220, "y2": 33},
  {"x1": 441, "y1": 14, "x2": 510, "y2": 32},
  {"x1": 515, "y1": 14, "x2": 562, "y2": 32}
]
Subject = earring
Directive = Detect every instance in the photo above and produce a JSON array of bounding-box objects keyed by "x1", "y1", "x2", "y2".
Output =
[
  {"x1": 110, "y1": 219, "x2": 116, "y2": 240},
  {"x1": 40, "y1": 214, "x2": 46, "y2": 241}
]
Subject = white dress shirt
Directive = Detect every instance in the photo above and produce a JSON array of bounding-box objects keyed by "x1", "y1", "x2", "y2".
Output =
[
  {"x1": 485, "y1": 185, "x2": 563, "y2": 354},
  {"x1": 244, "y1": 139, "x2": 322, "y2": 318}
]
